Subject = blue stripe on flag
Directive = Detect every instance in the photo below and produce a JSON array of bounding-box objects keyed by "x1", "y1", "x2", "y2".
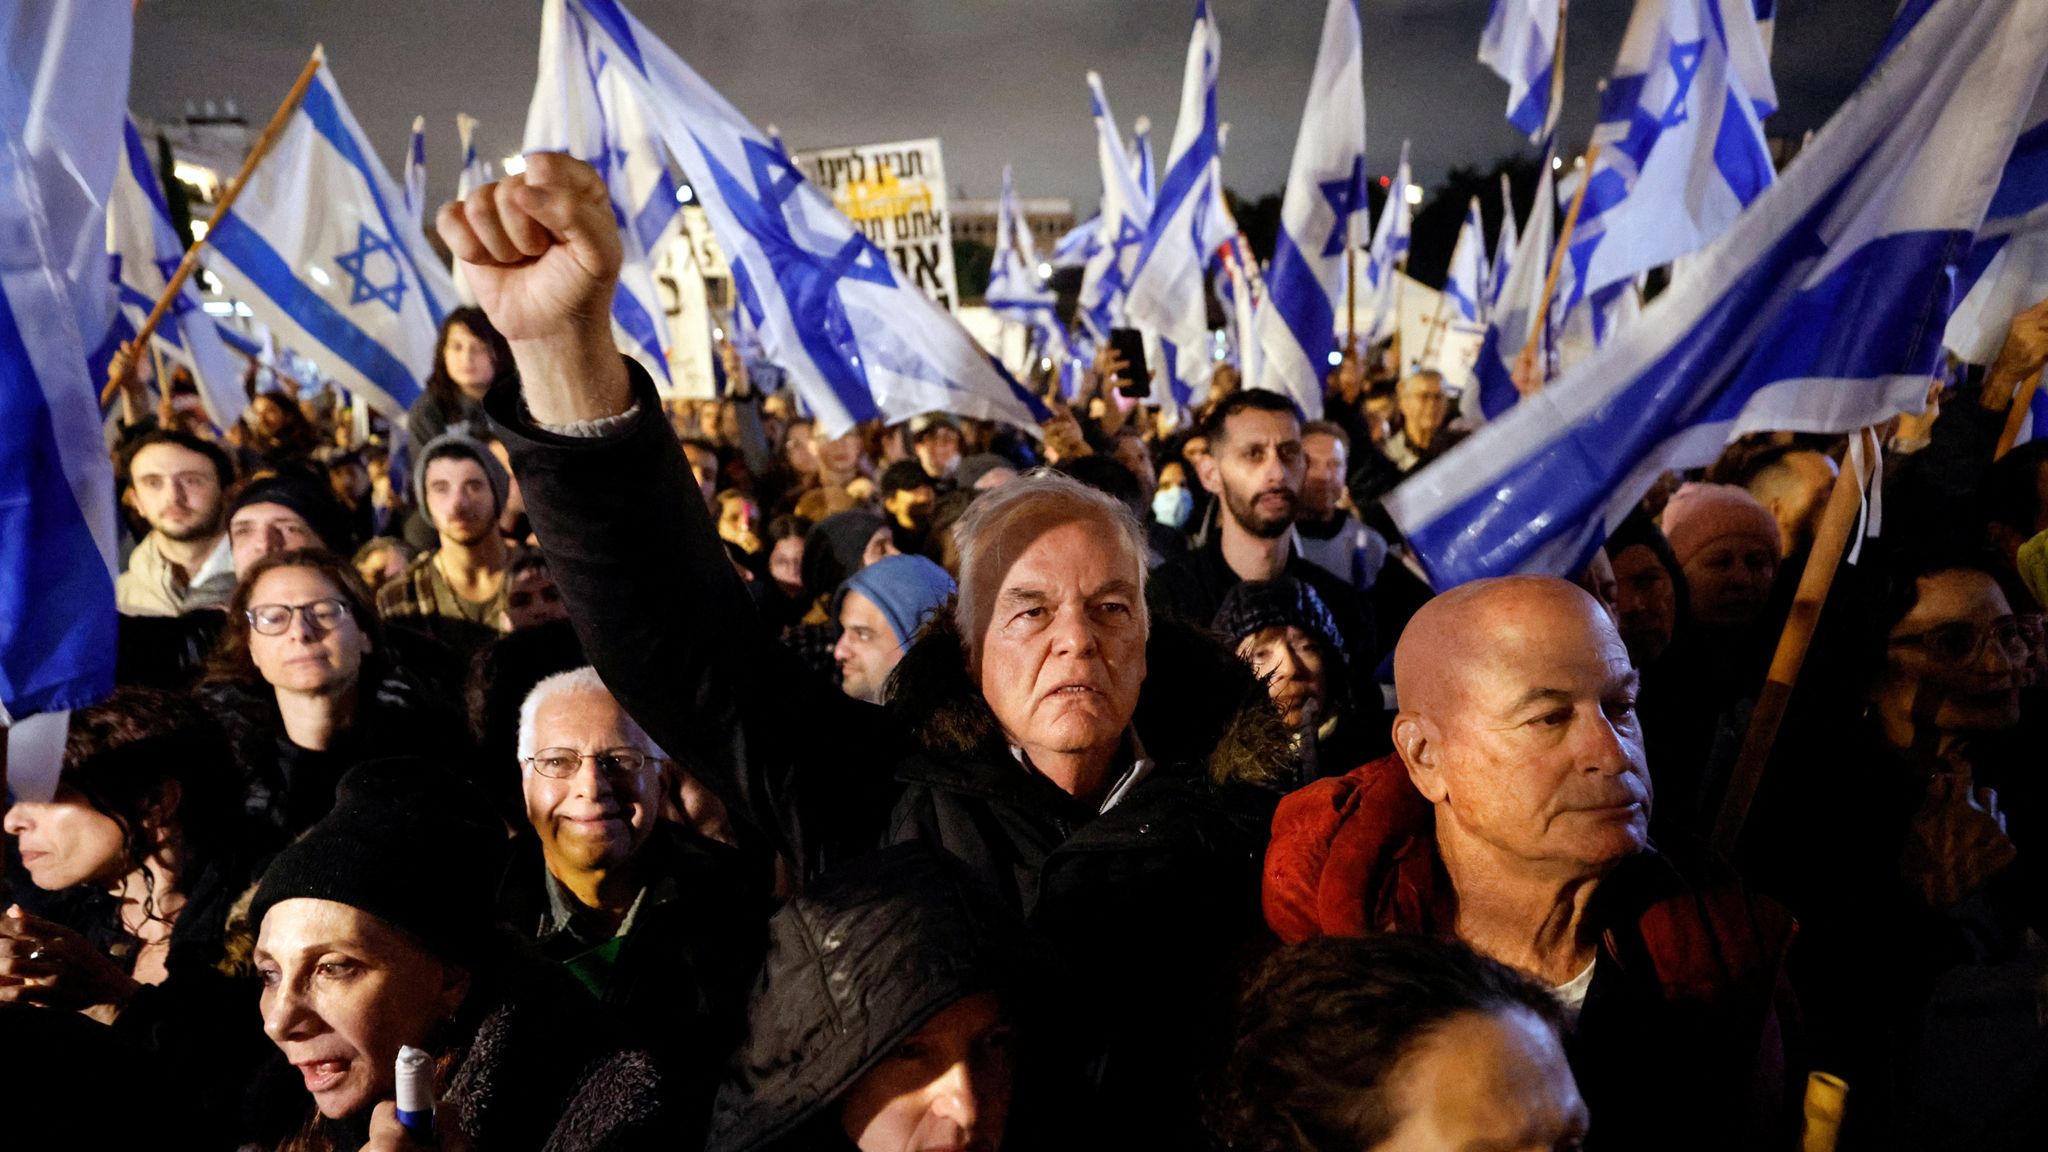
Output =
[
  {"x1": 1712, "y1": 89, "x2": 1776, "y2": 205},
  {"x1": 209, "y1": 213, "x2": 425, "y2": 410},
  {"x1": 577, "y1": 0, "x2": 648, "y2": 73},
  {"x1": 0, "y1": 287, "x2": 117, "y2": 716},
  {"x1": 1265, "y1": 228, "x2": 1337, "y2": 373},
  {"x1": 299, "y1": 76, "x2": 448, "y2": 329},
  {"x1": 1508, "y1": 60, "x2": 1553, "y2": 138}
]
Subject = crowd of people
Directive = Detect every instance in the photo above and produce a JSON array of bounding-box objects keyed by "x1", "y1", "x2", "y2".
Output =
[{"x1": 3, "y1": 151, "x2": 2045, "y2": 1151}]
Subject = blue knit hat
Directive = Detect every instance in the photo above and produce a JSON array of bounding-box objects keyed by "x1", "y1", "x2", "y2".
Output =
[{"x1": 837, "y1": 554, "x2": 957, "y2": 649}]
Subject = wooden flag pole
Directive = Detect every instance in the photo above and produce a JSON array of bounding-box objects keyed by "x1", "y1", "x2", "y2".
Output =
[
  {"x1": 1345, "y1": 246, "x2": 1358, "y2": 358},
  {"x1": 1711, "y1": 426, "x2": 1882, "y2": 853},
  {"x1": 101, "y1": 47, "x2": 325, "y2": 408},
  {"x1": 1513, "y1": 141, "x2": 1602, "y2": 392},
  {"x1": 1994, "y1": 367, "x2": 2042, "y2": 461}
]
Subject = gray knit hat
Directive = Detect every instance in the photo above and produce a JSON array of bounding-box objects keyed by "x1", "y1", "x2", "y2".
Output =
[{"x1": 413, "y1": 429, "x2": 510, "y2": 516}]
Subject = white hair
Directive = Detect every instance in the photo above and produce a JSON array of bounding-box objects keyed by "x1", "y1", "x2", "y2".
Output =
[
  {"x1": 951, "y1": 468, "x2": 1150, "y2": 660},
  {"x1": 516, "y1": 666, "x2": 659, "y2": 766}
]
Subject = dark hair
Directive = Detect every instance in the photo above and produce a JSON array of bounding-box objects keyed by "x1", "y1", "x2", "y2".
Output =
[
  {"x1": 879, "y1": 459, "x2": 935, "y2": 499},
  {"x1": 1201, "y1": 389, "x2": 1302, "y2": 447},
  {"x1": 1984, "y1": 439, "x2": 2048, "y2": 538},
  {"x1": 424, "y1": 307, "x2": 514, "y2": 421},
  {"x1": 1214, "y1": 934, "x2": 1570, "y2": 1152},
  {"x1": 1055, "y1": 454, "x2": 1144, "y2": 517},
  {"x1": 60, "y1": 686, "x2": 239, "y2": 925},
  {"x1": 1300, "y1": 420, "x2": 1352, "y2": 455},
  {"x1": 203, "y1": 547, "x2": 387, "y2": 689},
  {"x1": 506, "y1": 544, "x2": 551, "y2": 581},
  {"x1": 766, "y1": 513, "x2": 813, "y2": 544},
  {"x1": 117, "y1": 428, "x2": 236, "y2": 492},
  {"x1": 1605, "y1": 510, "x2": 1691, "y2": 619}
]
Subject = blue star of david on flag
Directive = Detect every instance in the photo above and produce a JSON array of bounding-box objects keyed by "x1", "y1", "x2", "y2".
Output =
[
  {"x1": 1661, "y1": 40, "x2": 1704, "y2": 127},
  {"x1": 334, "y1": 223, "x2": 408, "y2": 314},
  {"x1": 1319, "y1": 156, "x2": 1367, "y2": 257}
]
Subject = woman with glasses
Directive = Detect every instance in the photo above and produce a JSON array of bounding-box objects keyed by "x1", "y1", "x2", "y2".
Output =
[
  {"x1": 199, "y1": 548, "x2": 470, "y2": 853},
  {"x1": 1747, "y1": 552, "x2": 2045, "y2": 1148}
]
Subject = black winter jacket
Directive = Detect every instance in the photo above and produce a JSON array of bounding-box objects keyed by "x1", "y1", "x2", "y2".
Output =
[{"x1": 487, "y1": 360, "x2": 1294, "y2": 1142}]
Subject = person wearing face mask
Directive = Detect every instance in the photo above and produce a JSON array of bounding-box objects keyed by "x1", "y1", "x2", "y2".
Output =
[
  {"x1": 710, "y1": 845, "x2": 1046, "y2": 1152},
  {"x1": 246, "y1": 758, "x2": 673, "y2": 1152},
  {"x1": 2, "y1": 688, "x2": 268, "y2": 1145},
  {"x1": 1265, "y1": 577, "x2": 1802, "y2": 1152},
  {"x1": 495, "y1": 668, "x2": 762, "y2": 1146},
  {"x1": 198, "y1": 549, "x2": 468, "y2": 852},
  {"x1": 1151, "y1": 459, "x2": 1194, "y2": 532}
]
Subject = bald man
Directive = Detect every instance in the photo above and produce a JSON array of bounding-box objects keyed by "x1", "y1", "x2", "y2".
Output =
[{"x1": 1262, "y1": 576, "x2": 1801, "y2": 1152}]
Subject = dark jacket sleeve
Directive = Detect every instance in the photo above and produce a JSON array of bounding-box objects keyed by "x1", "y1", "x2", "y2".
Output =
[{"x1": 485, "y1": 358, "x2": 899, "y2": 874}]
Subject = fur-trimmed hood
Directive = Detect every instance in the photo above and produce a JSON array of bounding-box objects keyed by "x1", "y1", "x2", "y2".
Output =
[{"x1": 882, "y1": 605, "x2": 1297, "y2": 792}]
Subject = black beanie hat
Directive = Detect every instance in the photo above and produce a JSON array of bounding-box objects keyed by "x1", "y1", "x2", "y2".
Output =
[
  {"x1": 230, "y1": 470, "x2": 353, "y2": 555},
  {"x1": 1211, "y1": 576, "x2": 1348, "y2": 665},
  {"x1": 248, "y1": 758, "x2": 508, "y2": 965}
]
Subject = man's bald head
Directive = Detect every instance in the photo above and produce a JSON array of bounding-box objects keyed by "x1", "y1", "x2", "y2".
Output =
[
  {"x1": 1392, "y1": 576, "x2": 1649, "y2": 880},
  {"x1": 1395, "y1": 577, "x2": 1624, "y2": 721}
]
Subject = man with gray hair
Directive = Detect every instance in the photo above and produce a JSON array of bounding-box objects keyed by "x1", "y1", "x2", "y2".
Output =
[
  {"x1": 447, "y1": 152, "x2": 1291, "y2": 1140},
  {"x1": 497, "y1": 664, "x2": 762, "y2": 1144}
]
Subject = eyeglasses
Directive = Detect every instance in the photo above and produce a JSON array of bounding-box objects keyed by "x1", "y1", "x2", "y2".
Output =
[
  {"x1": 521, "y1": 747, "x2": 659, "y2": 779},
  {"x1": 1888, "y1": 615, "x2": 2031, "y2": 667},
  {"x1": 247, "y1": 599, "x2": 352, "y2": 636}
]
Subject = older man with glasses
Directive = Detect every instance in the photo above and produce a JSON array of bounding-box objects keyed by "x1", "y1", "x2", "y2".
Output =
[{"x1": 499, "y1": 666, "x2": 765, "y2": 1145}]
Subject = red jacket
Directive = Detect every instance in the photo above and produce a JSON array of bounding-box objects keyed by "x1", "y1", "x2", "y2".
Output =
[{"x1": 1265, "y1": 755, "x2": 1805, "y2": 1151}]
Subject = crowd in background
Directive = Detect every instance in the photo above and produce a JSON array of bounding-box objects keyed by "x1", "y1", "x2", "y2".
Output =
[{"x1": 4, "y1": 156, "x2": 2047, "y2": 1152}]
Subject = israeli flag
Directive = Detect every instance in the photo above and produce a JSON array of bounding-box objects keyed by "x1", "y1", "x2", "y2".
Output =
[
  {"x1": 1564, "y1": 0, "x2": 1778, "y2": 308},
  {"x1": 450, "y1": 113, "x2": 487, "y2": 305},
  {"x1": 1365, "y1": 140, "x2": 1414, "y2": 344},
  {"x1": 1488, "y1": 171, "x2": 1518, "y2": 312},
  {"x1": 1389, "y1": 0, "x2": 2048, "y2": 588},
  {"x1": 1, "y1": 1, "x2": 131, "y2": 792},
  {"x1": 1250, "y1": 0, "x2": 1365, "y2": 419},
  {"x1": 1479, "y1": 0, "x2": 1563, "y2": 142},
  {"x1": 1126, "y1": 0, "x2": 1235, "y2": 410},
  {"x1": 1474, "y1": 140, "x2": 1557, "y2": 419},
  {"x1": 1221, "y1": 237, "x2": 1263, "y2": 393},
  {"x1": 1131, "y1": 116, "x2": 1156, "y2": 206},
  {"x1": 986, "y1": 165, "x2": 1069, "y2": 369},
  {"x1": 527, "y1": 0, "x2": 683, "y2": 390},
  {"x1": 202, "y1": 51, "x2": 455, "y2": 420},
  {"x1": 1943, "y1": 85, "x2": 2048, "y2": 365},
  {"x1": 107, "y1": 116, "x2": 247, "y2": 429},
  {"x1": 545, "y1": 0, "x2": 1048, "y2": 437},
  {"x1": 1077, "y1": 72, "x2": 1154, "y2": 344},
  {"x1": 1444, "y1": 197, "x2": 1489, "y2": 325},
  {"x1": 1051, "y1": 215, "x2": 1099, "y2": 270},
  {"x1": 403, "y1": 115, "x2": 427, "y2": 227}
]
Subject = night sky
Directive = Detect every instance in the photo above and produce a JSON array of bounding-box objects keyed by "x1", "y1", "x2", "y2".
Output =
[{"x1": 131, "y1": 0, "x2": 1899, "y2": 212}]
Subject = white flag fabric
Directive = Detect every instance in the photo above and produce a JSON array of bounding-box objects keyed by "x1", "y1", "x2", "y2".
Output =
[
  {"x1": 541, "y1": 0, "x2": 1047, "y2": 437},
  {"x1": 403, "y1": 115, "x2": 427, "y2": 227},
  {"x1": 203, "y1": 51, "x2": 456, "y2": 420},
  {"x1": 1443, "y1": 196, "x2": 1489, "y2": 325},
  {"x1": 985, "y1": 165, "x2": 1069, "y2": 369},
  {"x1": 1365, "y1": 140, "x2": 1414, "y2": 344},
  {"x1": 1488, "y1": 171, "x2": 1519, "y2": 313},
  {"x1": 526, "y1": 0, "x2": 680, "y2": 390},
  {"x1": 1474, "y1": 141, "x2": 1557, "y2": 419},
  {"x1": 1130, "y1": 116, "x2": 1156, "y2": 206},
  {"x1": 1479, "y1": 0, "x2": 1563, "y2": 142},
  {"x1": 1943, "y1": 82, "x2": 2048, "y2": 365},
  {"x1": 107, "y1": 116, "x2": 247, "y2": 429},
  {"x1": 1126, "y1": 0, "x2": 1234, "y2": 414},
  {"x1": 451, "y1": 113, "x2": 486, "y2": 306},
  {"x1": 1221, "y1": 237, "x2": 1262, "y2": 394},
  {"x1": 1, "y1": 0, "x2": 132, "y2": 792},
  {"x1": 1564, "y1": 0, "x2": 1778, "y2": 308},
  {"x1": 1077, "y1": 73, "x2": 1155, "y2": 346},
  {"x1": 1250, "y1": 0, "x2": 1365, "y2": 419},
  {"x1": 1390, "y1": 0, "x2": 2048, "y2": 588}
]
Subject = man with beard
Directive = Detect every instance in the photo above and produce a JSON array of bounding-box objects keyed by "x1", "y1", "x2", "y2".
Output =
[
  {"x1": 116, "y1": 430, "x2": 237, "y2": 616},
  {"x1": 1148, "y1": 391, "x2": 1376, "y2": 670},
  {"x1": 377, "y1": 429, "x2": 512, "y2": 660}
]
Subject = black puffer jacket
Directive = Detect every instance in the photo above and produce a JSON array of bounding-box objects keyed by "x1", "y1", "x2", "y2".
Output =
[
  {"x1": 488, "y1": 359, "x2": 1295, "y2": 1142},
  {"x1": 711, "y1": 844, "x2": 1042, "y2": 1152}
]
